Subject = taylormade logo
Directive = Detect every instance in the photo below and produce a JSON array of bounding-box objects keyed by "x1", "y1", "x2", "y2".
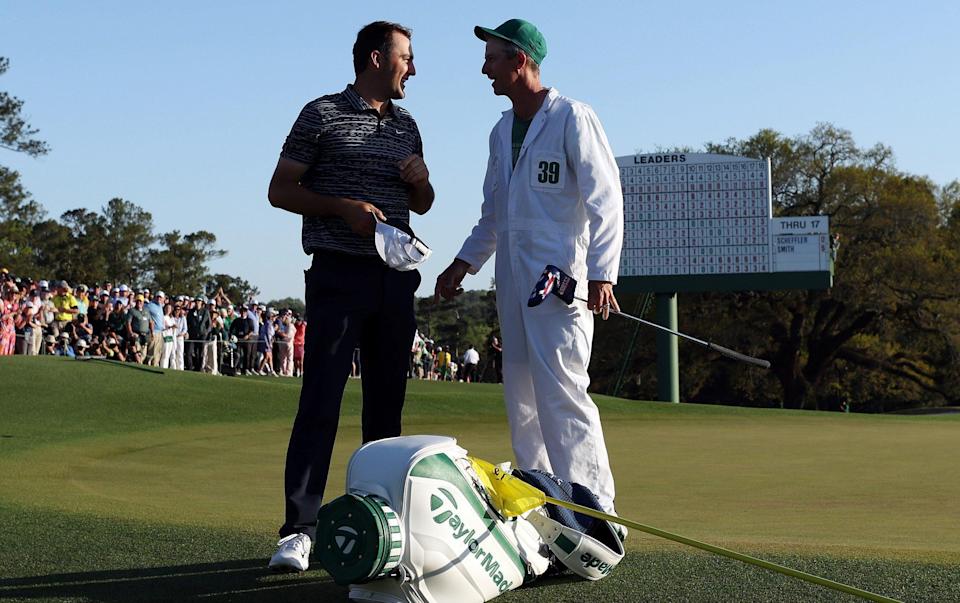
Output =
[
  {"x1": 431, "y1": 487, "x2": 513, "y2": 593},
  {"x1": 335, "y1": 525, "x2": 358, "y2": 556},
  {"x1": 580, "y1": 551, "x2": 615, "y2": 576}
]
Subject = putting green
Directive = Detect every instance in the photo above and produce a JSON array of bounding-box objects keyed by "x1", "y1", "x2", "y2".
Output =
[
  {"x1": 2, "y1": 356, "x2": 959, "y2": 602},
  {"x1": 2, "y1": 397, "x2": 957, "y2": 558}
]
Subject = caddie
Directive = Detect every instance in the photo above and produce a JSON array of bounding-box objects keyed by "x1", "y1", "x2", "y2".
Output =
[{"x1": 435, "y1": 19, "x2": 624, "y2": 515}]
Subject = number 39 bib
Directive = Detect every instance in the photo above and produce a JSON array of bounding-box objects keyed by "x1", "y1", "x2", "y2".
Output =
[{"x1": 530, "y1": 151, "x2": 566, "y2": 191}]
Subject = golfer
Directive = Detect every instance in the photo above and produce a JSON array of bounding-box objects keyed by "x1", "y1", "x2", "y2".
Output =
[
  {"x1": 267, "y1": 20, "x2": 434, "y2": 572},
  {"x1": 435, "y1": 19, "x2": 624, "y2": 516}
]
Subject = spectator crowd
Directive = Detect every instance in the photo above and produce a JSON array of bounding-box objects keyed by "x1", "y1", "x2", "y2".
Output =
[
  {"x1": 406, "y1": 331, "x2": 501, "y2": 383},
  {"x1": 2, "y1": 269, "x2": 503, "y2": 384},
  {"x1": 0, "y1": 269, "x2": 306, "y2": 377}
]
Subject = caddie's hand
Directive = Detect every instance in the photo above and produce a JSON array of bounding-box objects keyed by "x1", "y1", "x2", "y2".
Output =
[
  {"x1": 435, "y1": 259, "x2": 470, "y2": 304},
  {"x1": 398, "y1": 154, "x2": 430, "y2": 188},
  {"x1": 588, "y1": 280, "x2": 619, "y2": 320},
  {"x1": 340, "y1": 199, "x2": 386, "y2": 237}
]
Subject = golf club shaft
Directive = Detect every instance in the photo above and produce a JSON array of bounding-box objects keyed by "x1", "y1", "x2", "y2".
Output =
[
  {"x1": 542, "y1": 495, "x2": 899, "y2": 603},
  {"x1": 576, "y1": 296, "x2": 770, "y2": 369}
]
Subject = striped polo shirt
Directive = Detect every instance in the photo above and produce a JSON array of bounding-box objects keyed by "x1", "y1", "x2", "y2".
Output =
[{"x1": 280, "y1": 85, "x2": 424, "y2": 257}]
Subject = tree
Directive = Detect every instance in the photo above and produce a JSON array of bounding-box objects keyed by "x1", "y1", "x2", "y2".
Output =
[
  {"x1": 29, "y1": 219, "x2": 73, "y2": 278},
  {"x1": 265, "y1": 297, "x2": 305, "y2": 316},
  {"x1": 101, "y1": 198, "x2": 155, "y2": 285},
  {"x1": 0, "y1": 57, "x2": 49, "y2": 275},
  {"x1": 741, "y1": 127, "x2": 959, "y2": 410},
  {"x1": 0, "y1": 166, "x2": 45, "y2": 274},
  {"x1": 415, "y1": 290, "x2": 499, "y2": 358},
  {"x1": 0, "y1": 57, "x2": 50, "y2": 157},
  {"x1": 147, "y1": 230, "x2": 225, "y2": 296},
  {"x1": 58, "y1": 208, "x2": 108, "y2": 285},
  {"x1": 205, "y1": 274, "x2": 260, "y2": 307}
]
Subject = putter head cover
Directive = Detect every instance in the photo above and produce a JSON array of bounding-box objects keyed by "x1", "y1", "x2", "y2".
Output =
[
  {"x1": 512, "y1": 469, "x2": 624, "y2": 581},
  {"x1": 528, "y1": 265, "x2": 577, "y2": 307},
  {"x1": 374, "y1": 218, "x2": 432, "y2": 271}
]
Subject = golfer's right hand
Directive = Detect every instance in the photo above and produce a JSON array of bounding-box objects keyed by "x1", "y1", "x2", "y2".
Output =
[
  {"x1": 435, "y1": 259, "x2": 469, "y2": 303},
  {"x1": 340, "y1": 199, "x2": 386, "y2": 237}
]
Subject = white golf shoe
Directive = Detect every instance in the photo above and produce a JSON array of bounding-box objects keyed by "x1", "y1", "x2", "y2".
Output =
[
  {"x1": 613, "y1": 522, "x2": 628, "y2": 542},
  {"x1": 605, "y1": 509, "x2": 628, "y2": 542},
  {"x1": 269, "y1": 533, "x2": 312, "y2": 572}
]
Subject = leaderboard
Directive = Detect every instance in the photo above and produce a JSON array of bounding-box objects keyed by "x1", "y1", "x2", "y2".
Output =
[{"x1": 617, "y1": 153, "x2": 773, "y2": 277}]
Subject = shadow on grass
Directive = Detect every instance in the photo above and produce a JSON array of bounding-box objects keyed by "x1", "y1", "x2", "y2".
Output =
[
  {"x1": 0, "y1": 558, "x2": 349, "y2": 602},
  {"x1": 0, "y1": 549, "x2": 955, "y2": 602}
]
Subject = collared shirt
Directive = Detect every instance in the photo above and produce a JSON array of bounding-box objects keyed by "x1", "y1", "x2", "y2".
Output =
[
  {"x1": 463, "y1": 348, "x2": 480, "y2": 365},
  {"x1": 145, "y1": 302, "x2": 164, "y2": 332},
  {"x1": 52, "y1": 293, "x2": 78, "y2": 322},
  {"x1": 128, "y1": 307, "x2": 151, "y2": 334},
  {"x1": 280, "y1": 85, "x2": 424, "y2": 257}
]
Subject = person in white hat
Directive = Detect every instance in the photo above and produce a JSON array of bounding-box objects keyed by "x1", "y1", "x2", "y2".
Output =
[
  {"x1": 144, "y1": 292, "x2": 166, "y2": 366},
  {"x1": 54, "y1": 332, "x2": 76, "y2": 357},
  {"x1": 117, "y1": 284, "x2": 131, "y2": 307},
  {"x1": 266, "y1": 20, "x2": 436, "y2": 572},
  {"x1": 42, "y1": 333, "x2": 56, "y2": 355}
]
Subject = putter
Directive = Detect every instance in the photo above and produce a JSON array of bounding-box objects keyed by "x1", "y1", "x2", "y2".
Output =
[
  {"x1": 529, "y1": 265, "x2": 771, "y2": 369},
  {"x1": 470, "y1": 457, "x2": 899, "y2": 603}
]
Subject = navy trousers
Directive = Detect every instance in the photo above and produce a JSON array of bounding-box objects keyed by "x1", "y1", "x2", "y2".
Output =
[{"x1": 280, "y1": 251, "x2": 419, "y2": 539}]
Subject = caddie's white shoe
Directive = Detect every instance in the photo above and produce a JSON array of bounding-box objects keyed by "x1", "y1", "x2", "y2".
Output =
[
  {"x1": 613, "y1": 522, "x2": 628, "y2": 542},
  {"x1": 605, "y1": 509, "x2": 628, "y2": 542},
  {"x1": 269, "y1": 533, "x2": 311, "y2": 572}
]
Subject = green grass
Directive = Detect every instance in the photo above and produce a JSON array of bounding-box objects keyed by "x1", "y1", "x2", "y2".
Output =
[{"x1": 0, "y1": 355, "x2": 958, "y2": 602}]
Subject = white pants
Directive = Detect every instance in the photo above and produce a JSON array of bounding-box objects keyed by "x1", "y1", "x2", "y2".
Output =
[
  {"x1": 174, "y1": 336, "x2": 184, "y2": 370},
  {"x1": 202, "y1": 341, "x2": 218, "y2": 375},
  {"x1": 495, "y1": 257, "x2": 616, "y2": 511},
  {"x1": 161, "y1": 340, "x2": 176, "y2": 369},
  {"x1": 277, "y1": 340, "x2": 293, "y2": 376},
  {"x1": 21, "y1": 329, "x2": 39, "y2": 355},
  {"x1": 32, "y1": 329, "x2": 43, "y2": 355}
]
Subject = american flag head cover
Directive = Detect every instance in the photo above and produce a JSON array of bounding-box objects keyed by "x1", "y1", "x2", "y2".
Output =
[
  {"x1": 528, "y1": 265, "x2": 577, "y2": 307},
  {"x1": 528, "y1": 265, "x2": 561, "y2": 307}
]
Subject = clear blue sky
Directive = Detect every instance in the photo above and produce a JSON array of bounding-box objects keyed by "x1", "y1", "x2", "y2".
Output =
[{"x1": 4, "y1": 1, "x2": 958, "y2": 301}]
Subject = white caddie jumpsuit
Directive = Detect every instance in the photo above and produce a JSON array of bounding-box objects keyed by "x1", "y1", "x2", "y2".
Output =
[{"x1": 456, "y1": 88, "x2": 624, "y2": 510}]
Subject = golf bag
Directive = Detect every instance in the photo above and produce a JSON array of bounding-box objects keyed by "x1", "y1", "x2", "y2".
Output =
[
  {"x1": 315, "y1": 435, "x2": 624, "y2": 603},
  {"x1": 220, "y1": 338, "x2": 239, "y2": 376}
]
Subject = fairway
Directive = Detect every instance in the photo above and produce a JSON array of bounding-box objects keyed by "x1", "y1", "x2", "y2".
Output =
[{"x1": 1, "y1": 356, "x2": 958, "y2": 602}]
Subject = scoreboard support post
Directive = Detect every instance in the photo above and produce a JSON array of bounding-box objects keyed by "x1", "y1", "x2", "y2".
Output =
[{"x1": 655, "y1": 292, "x2": 680, "y2": 403}]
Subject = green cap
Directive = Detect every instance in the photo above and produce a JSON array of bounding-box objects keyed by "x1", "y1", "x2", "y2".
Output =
[{"x1": 475, "y1": 19, "x2": 547, "y2": 65}]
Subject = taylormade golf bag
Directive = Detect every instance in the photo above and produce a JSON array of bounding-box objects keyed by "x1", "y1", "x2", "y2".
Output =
[{"x1": 315, "y1": 435, "x2": 625, "y2": 603}]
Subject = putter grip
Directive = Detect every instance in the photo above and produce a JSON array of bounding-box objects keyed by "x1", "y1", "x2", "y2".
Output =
[{"x1": 707, "y1": 343, "x2": 771, "y2": 369}]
